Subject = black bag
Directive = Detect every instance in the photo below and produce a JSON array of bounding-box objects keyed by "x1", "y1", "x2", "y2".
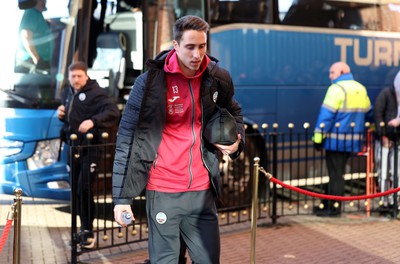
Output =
[{"x1": 204, "y1": 106, "x2": 238, "y2": 145}]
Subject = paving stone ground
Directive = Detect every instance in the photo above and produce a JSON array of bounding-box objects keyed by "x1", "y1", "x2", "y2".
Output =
[{"x1": 0, "y1": 194, "x2": 399, "y2": 264}]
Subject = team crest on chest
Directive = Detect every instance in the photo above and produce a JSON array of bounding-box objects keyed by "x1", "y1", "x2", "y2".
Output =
[{"x1": 79, "y1": 93, "x2": 86, "y2": 101}]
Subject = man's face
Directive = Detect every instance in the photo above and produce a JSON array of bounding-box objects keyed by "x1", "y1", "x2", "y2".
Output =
[
  {"x1": 329, "y1": 65, "x2": 341, "y2": 82},
  {"x1": 173, "y1": 30, "x2": 207, "y2": 76},
  {"x1": 68, "y1": 69, "x2": 88, "y2": 92}
]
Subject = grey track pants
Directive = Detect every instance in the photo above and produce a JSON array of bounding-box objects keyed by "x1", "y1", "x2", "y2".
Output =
[{"x1": 146, "y1": 189, "x2": 220, "y2": 264}]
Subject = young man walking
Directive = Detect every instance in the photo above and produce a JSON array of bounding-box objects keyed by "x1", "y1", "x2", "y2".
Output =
[{"x1": 113, "y1": 15, "x2": 244, "y2": 263}]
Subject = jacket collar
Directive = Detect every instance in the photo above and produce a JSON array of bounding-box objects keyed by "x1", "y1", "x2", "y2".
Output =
[{"x1": 332, "y1": 73, "x2": 354, "y2": 84}]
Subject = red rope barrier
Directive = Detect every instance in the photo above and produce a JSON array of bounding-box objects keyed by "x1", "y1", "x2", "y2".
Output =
[
  {"x1": 262, "y1": 170, "x2": 400, "y2": 201},
  {"x1": 0, "y1": 219, "x2": 13, "y2": 253}
]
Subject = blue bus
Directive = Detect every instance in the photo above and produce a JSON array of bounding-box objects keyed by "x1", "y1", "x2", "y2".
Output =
[
  {"x1": 1, "y1": 0, "x2": 400, "y2": 200},
  {"x1": 209, "y1": 0, "x2": 400, "y2": 130}
]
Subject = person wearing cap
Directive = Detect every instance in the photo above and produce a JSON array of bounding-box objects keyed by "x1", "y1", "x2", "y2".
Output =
[
  {"x1": 313, "y1": 61, "x2": 372, "y2": 217},
  {"x1": 373, "y1": 70, "x2": 400, "y2": 212},
  {"x1": 112, "y1": 15, "x2": 244, "y2": 263}
]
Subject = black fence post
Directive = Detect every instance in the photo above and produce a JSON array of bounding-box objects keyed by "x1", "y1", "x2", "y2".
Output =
[
  {"x1": 271, "y1": 124, "x2": 278, "y2": 224},
  {"x1": 70, "y1": 134, "x2": 78, "y2": 264},
  {"x1": 303, "y1": 123, "x2": 310, "y2": 209}
]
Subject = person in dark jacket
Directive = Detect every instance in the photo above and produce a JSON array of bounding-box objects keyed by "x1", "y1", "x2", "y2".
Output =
[
  {"x1": 373, "y1": 70, "x2": 400, "y2": 209},
  {"x1": 112, "y1": 15, "x2": 244, "y2": 263},
  {"x1": 57, "y1": 61, "x2": 120, "y2": 248}
]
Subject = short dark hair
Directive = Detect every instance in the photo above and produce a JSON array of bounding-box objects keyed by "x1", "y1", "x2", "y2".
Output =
[
  {"x1": 68, "y1": 61, "x2": 88, "y2": 74},
  {"x1": 173, "y1": 15, "x2": 209, "y2": 43}
]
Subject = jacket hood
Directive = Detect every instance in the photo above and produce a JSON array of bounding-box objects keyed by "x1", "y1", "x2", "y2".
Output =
[
  {"x1": 333, "y1": 73, "x2": 354, "y2": 84},
  {"x1": 147, "y1": 49, "x2": 219, "y2": 72}
]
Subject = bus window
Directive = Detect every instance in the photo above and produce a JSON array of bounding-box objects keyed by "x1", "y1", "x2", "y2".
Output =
[
  {"x1": 210, "y1": 0, "x2": 272, "y2": 25},
  {"x1": 280, "y1": 0, "x2": 400, "y2": 32},
  {"x1": 174, "y1": 0, "x2": 204, "y2": 17},
  {"x1": 379, "y1": 3, "x2": 400, "y2": 32},
  {"x1": 282, "y1": 1, "x2": 332, "y2": 28}
]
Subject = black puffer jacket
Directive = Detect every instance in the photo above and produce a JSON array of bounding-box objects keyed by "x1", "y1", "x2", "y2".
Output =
[
  {"x1": 374, "y1": 86, "x2": 400, "y2": 141},
  {"x1": 112, "y1": 51, "x2": 245, "y2": 205},
  {"x1": 60, "y1": 79, "x2": 120, "y2": 144}
]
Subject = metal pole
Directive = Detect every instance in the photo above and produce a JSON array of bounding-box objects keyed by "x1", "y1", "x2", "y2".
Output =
[
  {"x1": 250, "y1": 157, "x2": 260, "y2": 264},
  {"x1": 70, "y1": 134, "x2": 78, "y2": 263},
  {"x1": 393, "y1": 138, "x2": 398, "y2": 219},
  {"x1": 13, "y1": 188, "x2": 22, "y2": 264}
]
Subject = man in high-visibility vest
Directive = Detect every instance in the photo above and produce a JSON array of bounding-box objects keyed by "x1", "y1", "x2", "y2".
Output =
[{"x1": 313, "y1": 61, "x2": 372, "y2": 217}]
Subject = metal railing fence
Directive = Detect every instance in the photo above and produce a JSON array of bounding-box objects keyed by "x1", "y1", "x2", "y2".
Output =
[{"x1": 68, "y1": 124, "x2": 399, "y2": 261}]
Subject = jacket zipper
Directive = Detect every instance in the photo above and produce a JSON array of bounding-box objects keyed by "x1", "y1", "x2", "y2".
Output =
[
  {"x1": 153, "y1": 154, "x2": 158, "y2": 169},
  {"x1": 67, "y1": 91, "x2": 76, "y2": 130},
  {"x1": 187, "y1": 80, "x2": 196, "y2": 188}
]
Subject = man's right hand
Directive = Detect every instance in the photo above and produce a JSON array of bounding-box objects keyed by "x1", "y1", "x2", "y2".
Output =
[
  {"x1": 114, "y1": 204, "x2": 135, "y2": 227},
  {"x1": 57, "y1": 105, "x2": 65, "y2": 120}
]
